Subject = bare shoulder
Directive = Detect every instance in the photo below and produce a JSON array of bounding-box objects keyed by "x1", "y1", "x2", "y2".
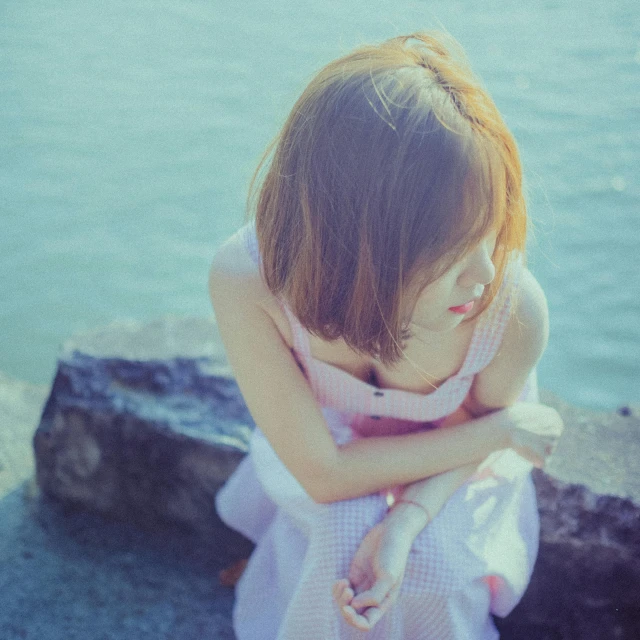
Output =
[
  {"x1": 502, "y1": 267, "x2": 549, "y2": 364},
  {"x1": 209, "y1": 228, "x2": 261, "y2": 284},
  {"x1": 466, "y1": 268, "x2": 548, "y2": 412},
  {"x1": 208, "y1": 229, "x2": 293, "y2": 345}
]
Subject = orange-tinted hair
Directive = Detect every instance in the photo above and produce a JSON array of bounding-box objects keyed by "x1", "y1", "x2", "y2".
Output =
[{"x1": 251, "y1": 32, "x2": 527, "y2": 363}]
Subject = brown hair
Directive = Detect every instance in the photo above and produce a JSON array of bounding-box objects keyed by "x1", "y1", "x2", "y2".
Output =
[{"x1": 251, "y1": 32, "x2": 527, "y2": 364}]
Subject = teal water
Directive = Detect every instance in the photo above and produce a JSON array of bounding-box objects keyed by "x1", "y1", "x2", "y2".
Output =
[{"x1": 1, "y1": 0, "x2": 638, "y2": 409}]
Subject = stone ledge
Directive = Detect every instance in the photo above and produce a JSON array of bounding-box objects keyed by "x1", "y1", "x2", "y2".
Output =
[
  {"x1": 34, "y1": 317, "x2": 252, "y2": 537},
  {"x1": 33, "y1": 316, "x2": 640, "y2": 640},
  {"x1": 0, "y1": 372, "x2": 49, "y2": 499}
]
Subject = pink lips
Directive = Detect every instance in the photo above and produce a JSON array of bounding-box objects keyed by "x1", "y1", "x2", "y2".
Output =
[{"x1": 448, "y1": 300, "x2": 475, "y2": 315}]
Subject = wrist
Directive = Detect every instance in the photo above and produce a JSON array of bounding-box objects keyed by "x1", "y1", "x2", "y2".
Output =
[
  {"x1": 481, "y1": 407, "x2": 512, "y2": 451},
  {"x1": 386, "y1": 500, "x2": 431, "y2": 538}
]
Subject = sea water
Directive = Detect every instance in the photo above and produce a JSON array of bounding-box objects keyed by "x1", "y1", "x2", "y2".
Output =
[{"x1": 1, "y1": 0, "x2": 638, "y2": 410}]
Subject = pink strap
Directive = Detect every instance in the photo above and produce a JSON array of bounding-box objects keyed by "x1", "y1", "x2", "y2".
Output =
[
  {"x1": 241, "y1": 223, "x2": 313, "y2": 359},
  {"x1": 242, "y1": 223, "x2": 261, "y2": 265},
  {"x1": 459, "y1": 255, "x2": 523, "y2": 377},
  {"x1": 280, "y1": 303, "x2": 313, "y2": 358},
  {"x1": 242, "y1": 221, "x2": 520, "y2": 386}
]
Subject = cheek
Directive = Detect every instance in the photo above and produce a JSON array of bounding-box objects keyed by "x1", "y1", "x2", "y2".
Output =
[
  {"x1": 405, "y1": 265, "x2": 462, "y2": 324},
  {"x1": 412, "y1": 280, "x2": 452, "y2": 317}
]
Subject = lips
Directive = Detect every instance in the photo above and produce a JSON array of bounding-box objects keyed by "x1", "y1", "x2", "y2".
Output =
[{"x1": 448, "y1": 300, "x2": 475, "y2": 314}]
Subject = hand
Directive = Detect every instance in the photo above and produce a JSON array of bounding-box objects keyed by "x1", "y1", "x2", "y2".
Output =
[
  {"x1": 502, "y1": 402, "x2": 564, "y2": 467},
  {"x1": 332, "y1": 514, "x2": 416, "y2": 632}
]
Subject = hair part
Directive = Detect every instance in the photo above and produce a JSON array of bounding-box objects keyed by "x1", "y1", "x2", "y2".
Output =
[{"x1": 250, "y1": 32, "x2": 527, "y2": 364}]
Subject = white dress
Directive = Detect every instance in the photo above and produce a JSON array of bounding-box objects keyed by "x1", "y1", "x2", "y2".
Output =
[{"x1": 216, "y1": 225, "x2": 540, "y2": 639}]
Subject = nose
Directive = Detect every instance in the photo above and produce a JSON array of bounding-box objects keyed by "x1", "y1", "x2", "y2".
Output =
[{"x1": 457, "y1": 243, "x2": 496, "y2": 289}]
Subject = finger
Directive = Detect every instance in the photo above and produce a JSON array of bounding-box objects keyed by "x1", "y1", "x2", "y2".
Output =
[
  {"x1": 343, "y1": 595, "x2": 391, "y2": 632},
  {"x1": 338, "y1": 585, "x2": 355, "y2": 608},
  {"x1": 351, "y1": 577, "x2": 393, "y2": 609},
  {"x1": 341, "y1": 605, "x2": 376, "y2": 632},
  {"x1": 361, "y1": 604, "x2": 386, "y2": 629},
  {"x1": 332, "y1": 578, "x2": 349, "y2": 600},
  {"x1": 332, "y1": 579, "x2": 356, "y2": 609}
]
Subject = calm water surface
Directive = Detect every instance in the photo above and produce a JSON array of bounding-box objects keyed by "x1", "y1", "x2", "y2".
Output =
[{"x1": 1, "y1": 0, "x2": 639, "y2": 409}]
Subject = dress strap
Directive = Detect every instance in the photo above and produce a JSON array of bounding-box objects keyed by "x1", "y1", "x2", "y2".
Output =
[
  {"x1": 241, "y1": 222, "x2": 261, "y2": 265},
  {"x1": 240, "y1": 223, "x2": 313, "y2": 359},
  {"x1": 279, "y1": 303, "x2": 313, "y2": 358},
  {"x1": 458, "y1": 254, "x2": 523, "y2": 377}
]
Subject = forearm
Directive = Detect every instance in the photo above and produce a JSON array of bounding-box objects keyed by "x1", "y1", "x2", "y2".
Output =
[
  {"x1": 388, "y1": 463, "x2": 480, "y2": 536},
  {"x1": 319, "y1": 411, "x2": 508, "y2": 503},
  {"x1": 213, "y1": 274, "x2": 508, "y2": 505},
  {"x1": 383, "y1": 405, "x2": 487, "y2": 535}
]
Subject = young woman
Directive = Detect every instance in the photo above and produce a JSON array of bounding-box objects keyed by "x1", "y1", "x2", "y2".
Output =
[{"x1": 209, "y1": 31, "x2": 563, "y2": 639}]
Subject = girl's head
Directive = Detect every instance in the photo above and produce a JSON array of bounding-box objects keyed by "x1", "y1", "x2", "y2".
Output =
[{"x1": 253, "y1": 31, "x2": 526, "y2": 363}]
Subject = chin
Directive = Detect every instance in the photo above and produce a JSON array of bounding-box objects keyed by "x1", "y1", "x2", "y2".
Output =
[{"x1": 412, "y1": 314, "x2": 463, "y2": 333}]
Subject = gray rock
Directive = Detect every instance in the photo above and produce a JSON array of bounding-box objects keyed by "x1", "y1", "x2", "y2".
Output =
[
  {"x1": 496, "y1": 392, "x2": 640, "y2": 640},
  {"x1": 34, "y1": 317, "x2": 253, "y2": 539},
  {"x1": 33, "y1": 316, "x2": 640, "y2": 639}
]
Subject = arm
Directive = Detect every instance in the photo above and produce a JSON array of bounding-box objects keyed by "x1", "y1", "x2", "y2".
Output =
[
  {"x1": 335, "y1": 271, "x2": 563, "y2": 631},
  {"x1": 390, "y1": 268, "x2": 553, "y2": 531},
  {"x1": 209, "y1": 235, "x2": 513, "y2": 504},
  {"x1": 388, "y1": 409, "x2": 479, "y2": 534}
]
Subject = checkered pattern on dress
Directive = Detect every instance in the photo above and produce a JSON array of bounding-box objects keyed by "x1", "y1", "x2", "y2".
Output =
[{"x1": 224, "y1": 223, "x2": 536, "y2": 640}]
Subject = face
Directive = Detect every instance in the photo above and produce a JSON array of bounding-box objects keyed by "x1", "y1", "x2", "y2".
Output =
[{"x1": 407, "y1": 232, "x2": 498, "y2": 334}]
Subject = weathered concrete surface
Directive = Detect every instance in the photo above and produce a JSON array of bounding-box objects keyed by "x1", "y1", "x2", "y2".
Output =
[
  {"x1": 537, "y1": 390, "x2": 639, "y2": 500},
  {"x1": 28, "y1": 316, "x2": 640, "y2": 639},
  {"x1": 0, "y1": 355, "x2": 249, "y2": 640},
  {"x1": 496, "y1": 393, "x2": 640, "y2": 640},
  {"x1": 0, "y1": 482, "x2": 239, "y2": 640},
  {"x1": 0, "y1": 372, "x2": 49, "y2": 498}
]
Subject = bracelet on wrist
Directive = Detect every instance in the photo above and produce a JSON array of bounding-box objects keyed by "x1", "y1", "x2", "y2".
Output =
[{"x1": 389, "y1": 499, "x2": 432, "y2": 524}]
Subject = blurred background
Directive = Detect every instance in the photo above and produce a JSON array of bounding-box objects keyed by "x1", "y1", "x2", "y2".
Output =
[{"x1": 1, "y1": 0, "x2": 638, "y2": 410}]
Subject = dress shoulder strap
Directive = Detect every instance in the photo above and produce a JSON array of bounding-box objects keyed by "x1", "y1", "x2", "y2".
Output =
[
  {"x1": 458, "y1": 254, "x2": 523, "y2": 377},
  {"x1": 279, "y1": 305, "x2": 313, "y2": 358},
  {"x1": 240, "y1": 222, "x2": 313, "y2": 358},
  {"x1": 240, "y1": 222, "x2": 261, "y2": 265}
]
